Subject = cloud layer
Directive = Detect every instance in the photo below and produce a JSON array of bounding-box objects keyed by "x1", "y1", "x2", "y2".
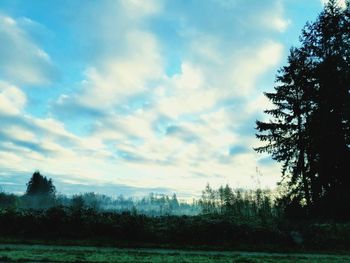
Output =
[
  {"x1": 0, "y1": 14, "x2": 57, "y2": 86},
  {"x1": 0, "y1": 0, "x2": 324, "y2": 196}
]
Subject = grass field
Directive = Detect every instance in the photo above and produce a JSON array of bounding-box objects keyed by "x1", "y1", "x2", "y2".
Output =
[{"x1": 0, "y1": 244, "x2": 349, "y2": 262}]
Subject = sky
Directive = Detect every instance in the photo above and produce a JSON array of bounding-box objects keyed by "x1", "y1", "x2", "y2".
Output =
[{"x1": 0, "y1": 0, "x2": 342, "y2": 197}]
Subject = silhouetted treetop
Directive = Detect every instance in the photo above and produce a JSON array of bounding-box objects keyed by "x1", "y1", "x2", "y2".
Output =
[{"x1": 26, "y1": 171, "x2": 56, "y2": 196}]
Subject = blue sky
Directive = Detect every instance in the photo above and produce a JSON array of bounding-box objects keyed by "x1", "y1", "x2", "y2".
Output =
[{"x1": 0, "y1": 0, "x2": 339, "y2": 197}]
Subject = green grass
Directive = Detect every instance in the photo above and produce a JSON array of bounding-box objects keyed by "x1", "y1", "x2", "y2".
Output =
[{"x1": 0, "y1": 244, "x2": 349, "y2": 262}]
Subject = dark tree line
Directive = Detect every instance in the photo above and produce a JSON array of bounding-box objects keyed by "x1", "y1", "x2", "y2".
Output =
[
  {"x1": 1, "y1": 172, "x2": 276, "y2": 219},
  {"x1": 1, "y1": 172, "x2": 350, "y2": 250},
  {"x1": 256, "y1": 0, "x2": 350, "y2": 219},
  {"x1": 198, "y1": 184, "x2": 279, "y2": 224},
  {"x1": 0, "y1": 171, "x2": 199, "y2": 216}
]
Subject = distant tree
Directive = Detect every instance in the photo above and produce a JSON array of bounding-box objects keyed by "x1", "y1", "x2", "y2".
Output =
[
  {"x1": 223, "y1": 184, "x2": 234, "y2": 214},
  {"x1": 0, "y1": 192, "x2": 18, "y2": 210},
  {"x1": 170, "y1": 193, "x2": 179, "y2": 210},
  {"x1": 82, "y1": 192, "x2": 100, "y2": 211},
  {"x1": 71, "y1": 194, "x2": 85, "y2": 211},
  {"x1": 199, "y1": 183, "x2": 218, "y2": 214},
  {"x1": 26, "y1": 171, "x2": 56, "y2": 197},
  {"x1": 217, "y1": 184, "x2": 234, "y2": 215},
  {"x1": 24, "y1": 171, "x2": 56, "y2": 209}
]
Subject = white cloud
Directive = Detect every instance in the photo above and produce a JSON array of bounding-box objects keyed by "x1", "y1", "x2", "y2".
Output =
[
  {"x1": 0, "y1": 14, "x2": 56, "y2": 85},
  {"x1": 173, "y1": 63, "x2": 204, "y2": 91},
  {"x1": 61, "y1": 28, "x2": 163, "y2": 111},
  {"x1": 271, "y1": 16, "x2": 291, "y2": 32},
  {"x1": 189, "y1": 35, "x2": 222, "y2": 63},
  {"x1": 94, "y1": 110, "x2": 156, "y2": 141},
  {"x1": 154, "y1": 72, "x2": 219, "y2": 118},
  {"x1": 57, "y1": 13, "x2": 163, "y2": 110},
  {"x1": 2, "y1": 126, "x2": 35, "y2": 141},
  {"x1": 228, "y1": 41, "x2": 283, "y2": 96},
  {"x1": 258, "y1": 1, "x2": 291, "y2": 32},
  {"x1": 121, "y1": 0, "x2": 161, "y2": 17},
  {"x1": 0, "y1": 81, "x2": 26, "y2": 115}
]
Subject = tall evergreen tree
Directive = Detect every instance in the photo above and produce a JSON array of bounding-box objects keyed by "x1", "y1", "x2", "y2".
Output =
[
  {"x1": 301, "y1": 0, "x2": 350, "y2": 217},
  {"x1": 255, "y1": 48, "x2": 313, "y2": 209},
  {"x1": 256, "y1": 0, "x2": 350, "y2": 218}
]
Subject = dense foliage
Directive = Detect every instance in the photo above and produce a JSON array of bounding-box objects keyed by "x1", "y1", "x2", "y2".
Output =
[
  {"x1": 255, "y1": 0, "x2": 350, "y2": 219},
  {"x1": 0, "y1": 204, "x2": 349, "y2": 251},
  {"x1": 0, "y1": 172, "x2": 285, "y2": 249},
  {"x1": 0, "y1": 171, "x2": 349, "y2": 251},
  {"x1": 1, "y1": 172, "x2": 277, "y2": 219}
]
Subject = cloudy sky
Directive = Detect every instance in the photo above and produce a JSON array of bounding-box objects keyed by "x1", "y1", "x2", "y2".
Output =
[{"x1": 0, "y1": 0, "x2": 339, "y2": 197}]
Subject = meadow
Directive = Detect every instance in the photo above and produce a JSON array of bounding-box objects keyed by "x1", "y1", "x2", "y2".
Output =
[{"x1": 0, "y1": 244, "x2": 349, "y2": 263}]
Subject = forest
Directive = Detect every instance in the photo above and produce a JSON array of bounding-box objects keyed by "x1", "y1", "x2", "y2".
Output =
[
  {"x1": 0, "y1": 170, "x2": 349, "y2": 252},
  {"x1": 0, "y1": 0, "x2": 350, "y2": 258}
]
